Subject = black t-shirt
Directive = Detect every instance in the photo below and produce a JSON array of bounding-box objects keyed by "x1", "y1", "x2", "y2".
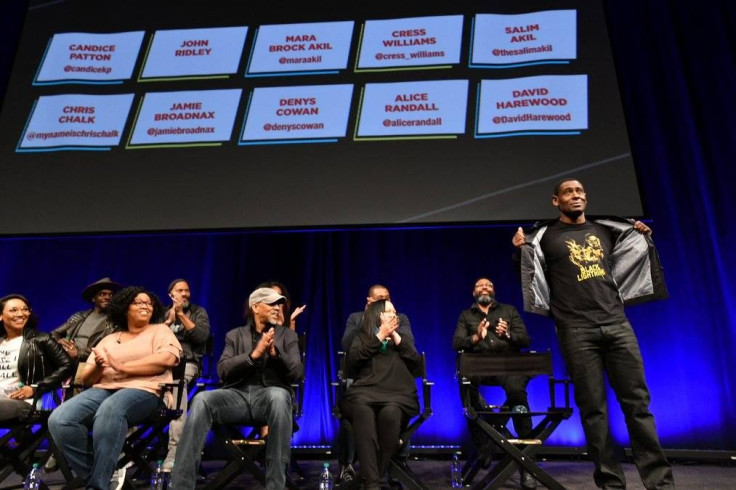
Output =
[{"x1": 539, "y1": 220, "x2": 626, "y2": 328}]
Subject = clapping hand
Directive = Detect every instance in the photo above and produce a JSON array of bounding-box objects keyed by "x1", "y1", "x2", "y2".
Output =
[
  {"x1": 253, "y1": 328, "x2": 276, "y2": 359},
  {"x1": 91, "y1": 346, "x2": 109, "y2": 368},
  {"x1": 377, "y1": 312, "x2": 399, "y2": 342}
]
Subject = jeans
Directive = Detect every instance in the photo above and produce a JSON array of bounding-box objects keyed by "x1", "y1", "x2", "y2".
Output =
[
  {"x1": 169, "y1": 385, "x2": 293, "y2": 490},
  {"x1": 164, "y1": 362, "x2": 199, "y2": 464},
  {"x1": 557, "y1": 321, "x2": 674, "y2": 489},
  {"x1": 48, "y1": 387, "x2": 159, "y2": 490}
]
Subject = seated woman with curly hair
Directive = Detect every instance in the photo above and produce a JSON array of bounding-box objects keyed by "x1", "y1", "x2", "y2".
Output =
[
  {"x1": 49, "y1": 286, "x2": 181, "y2": 490},
  {"x1": 339, "y1": 299, "x2": 423, "y2": 490}
]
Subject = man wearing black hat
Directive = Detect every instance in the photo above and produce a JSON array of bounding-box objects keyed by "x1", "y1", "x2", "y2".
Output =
[
  {"x1": 161, "y1": 279, "x2": 211, "y2": 471},
  {"x1": 169, "y1": 287, "x2": 303, "y2": 490},
  {"x1": 46, "y1": 278, "x2": 122, "y2": 472},
  {"x1": 52, "y1": 277, "x2": 121, "y2": 375}
]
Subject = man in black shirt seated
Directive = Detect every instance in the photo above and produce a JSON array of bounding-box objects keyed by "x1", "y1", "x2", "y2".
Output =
[{"x1": 452, "y1": 277, "x2": 536, "y2": 489}]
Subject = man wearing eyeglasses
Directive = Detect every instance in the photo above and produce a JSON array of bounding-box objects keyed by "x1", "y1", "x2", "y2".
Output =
[
  {"x1": 169, "y1": 287, "x2": 303, "y2": 490},
  {"x1": 160, "y1": 278, "x2": 211, "y2": 472},
  {"x1": 452, "y1": 277, "x2": 537, "y2": 489}
]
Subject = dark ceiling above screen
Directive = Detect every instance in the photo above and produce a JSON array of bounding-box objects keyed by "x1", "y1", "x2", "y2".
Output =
[{"x1": 0, "y1": 0, "x2": 643, "y2": 235}]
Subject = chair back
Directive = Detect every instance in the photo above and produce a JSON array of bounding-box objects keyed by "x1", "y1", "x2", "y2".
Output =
[
  {"x1": 198, "y1": 333, "x2": 215, "y2": 380},
  {"x1": 292, "y1": 332, "x2": 307, "y2": 419},
  {"x1": 458, "y1": 351, "x2": 553, "y2": 378}
]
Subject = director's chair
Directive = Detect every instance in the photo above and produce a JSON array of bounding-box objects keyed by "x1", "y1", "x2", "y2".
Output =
[
  {"x1": 332, "y1": 351, "x2": 434, "y2": 490},
  {"x1": 457, "y1": 351, "x2": 572, "y2": 490},
  {"x1": 107, "y1": 360, "x2": 188, "y2": 489},
  {"x1": 0, "y1": 387, "x2": 66, "y2": 490}
]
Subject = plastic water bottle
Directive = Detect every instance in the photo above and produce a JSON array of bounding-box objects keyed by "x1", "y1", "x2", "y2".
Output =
[
  {"x1": 450, "y1": 452, "x2": 463, "y2": 488},
  {"x1": 319, "y1": 462, "x2": 334, "y2": 490},
  {"x1": 150, "y1": 460, "x2": 167, "y2": 490},
  {"x1": 24, "y1": 463, "x2": 41, "y2": 490}
]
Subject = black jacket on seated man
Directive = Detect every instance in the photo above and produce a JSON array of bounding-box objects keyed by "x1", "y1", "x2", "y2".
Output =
[{"x1": 218, "y1": 318, "x2": 303, "y2": 392}]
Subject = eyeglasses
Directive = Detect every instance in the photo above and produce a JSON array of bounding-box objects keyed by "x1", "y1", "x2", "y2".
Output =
[
  {"x1": 6, "y1": 307, "x2": 31, "y2": 315},
  {"x1": 475, "y1": 282, "x2": 493, "y2": 288},
  {"x1": 131, "y1": 300, "x2": 153, "y2": 308}
]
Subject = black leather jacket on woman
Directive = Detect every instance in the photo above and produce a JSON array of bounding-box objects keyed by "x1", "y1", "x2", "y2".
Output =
[{"x1": 9, "y1": 328, "x2": 74, "y2": 397}]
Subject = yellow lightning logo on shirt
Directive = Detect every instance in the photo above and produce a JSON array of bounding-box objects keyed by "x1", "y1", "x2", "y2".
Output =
[{"x1": 565, "y1": 234, "x2": 606, "y2": 281}]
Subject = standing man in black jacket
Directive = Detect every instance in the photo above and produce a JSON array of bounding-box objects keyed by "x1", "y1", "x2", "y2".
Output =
[
  {"x1": 169, "y1": 287, "x2": 303, "y2": 490},
  {"x1": 512, "y1": 179, "x2": 673, "y2": 489},
  {"x1": 452, "y1": 277, "x2": 536, "y2": 489}
]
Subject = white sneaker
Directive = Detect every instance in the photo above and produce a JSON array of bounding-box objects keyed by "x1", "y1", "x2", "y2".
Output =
[
  {"x1": 43, "y1": 454, "x2": 58, "y2": 472},
  {"x1": 162, "y1": 458, "x2": 175, "y2": 473},
  {"x1": 109, "y1": 461, "x2": 133, "y2": 490},
  {"x1": 109, "y1": 466, "x2": 125, "y2": 490}
]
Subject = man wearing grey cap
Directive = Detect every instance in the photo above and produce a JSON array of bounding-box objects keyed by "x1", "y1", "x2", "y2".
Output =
[{"x1": 169, "y1": 287, "x2": 303, "y2": 490}]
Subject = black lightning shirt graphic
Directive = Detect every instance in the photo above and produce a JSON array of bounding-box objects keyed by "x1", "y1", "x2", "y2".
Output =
[{"x1": 540, "y1": 221, "x2": 627, "y2": 328}]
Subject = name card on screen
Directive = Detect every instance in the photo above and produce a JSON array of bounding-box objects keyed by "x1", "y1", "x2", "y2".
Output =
[
  {"x1": 240, "y1": 84, "x2": 354, "y2": 143},
  {"x1": 128, "y1": 89, "x2": 242, "y2": 147},
  {"x1": 356, "y1": 15, "x2": 463, "y2": 71},
  {"x1": 140, "y1": 27, "x2": 248, "y2": 80},
  {"x1": 471, "y1": 10, "x2": 577, "y2": 68},
  {"x1": 356, "y1": 80, "x2": 468, "y2": 139},
  {"x1": 475, "y1": 75, "x2": 588, "y2": 137},
  {"x1": 247, "y1": 21, "x2": 354, "y2": 76},
  {"x1": 35, "y1": 32, "x2": 144, "y2": 85},
  {"x1": 18, "y1": 94, "x2": 134, "y2": 150}
]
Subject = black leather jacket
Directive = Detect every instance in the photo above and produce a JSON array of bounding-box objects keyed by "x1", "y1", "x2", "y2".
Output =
[
  {"x1": 51, "y1": 309, "x2": 115, "y2": 362},
  {"x1": 11, "y1": 328, "x2": 74, "y2": 396}
]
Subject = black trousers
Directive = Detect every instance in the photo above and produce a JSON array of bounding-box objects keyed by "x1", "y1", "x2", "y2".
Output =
[
  {"x1": 340, "y1": 400, "x2": 408, "y2": 489},
  {"x1": 557, "y1": 322, "x2": 674, "y2": 489}
]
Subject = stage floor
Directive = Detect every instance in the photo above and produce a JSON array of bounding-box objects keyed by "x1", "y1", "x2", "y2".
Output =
[{"x1": 3, "y1": 457, "x2": 734, "y2": 489}]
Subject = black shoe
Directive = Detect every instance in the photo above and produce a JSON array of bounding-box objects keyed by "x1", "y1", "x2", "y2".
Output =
[
  {"x1": 478, "y1": 451, "x2": 492, "y2": 469},
  {"x1": 520, "y1": 469, "x2": 537, "y2": 489},
  {"x1": 338, "y1": 463, "x2": 356, "y2": 484},
  {"x1": 478, "y1": 441, "x2": 493, "y2": 469}
]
